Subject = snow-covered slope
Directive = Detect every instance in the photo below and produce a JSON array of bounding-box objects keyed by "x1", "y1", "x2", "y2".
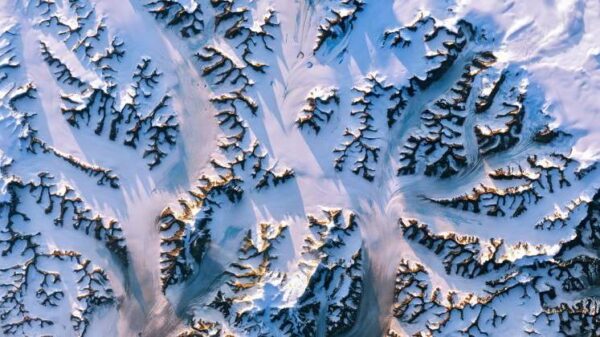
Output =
[{"x1": 0, "y1": 0, "x2": 599, "y2": 336}]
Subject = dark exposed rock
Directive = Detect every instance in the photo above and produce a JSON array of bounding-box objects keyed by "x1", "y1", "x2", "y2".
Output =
[
  {"x1": 430, "y1": 153, "x2": 582, "y2": 217},
  {"x1": 296, "y1": 87, "x2": 339, "y2": 134},
  {"x1": 313, "y1": 0, "x2": 365, "y2": 53},
  {"x1": 334, "y1": 74, "x2": 393, "y2": 181},
  {"x1": 145, "y1": 0, "x2": 204, "y2": 38},
  {"x1": 0, "y1": 169, "x2": 121, "y2": 336}
]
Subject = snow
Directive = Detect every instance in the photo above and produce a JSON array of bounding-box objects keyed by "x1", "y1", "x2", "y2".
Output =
[{"x1": 0, "y1": 0, "x2": 599, "y2": 336}]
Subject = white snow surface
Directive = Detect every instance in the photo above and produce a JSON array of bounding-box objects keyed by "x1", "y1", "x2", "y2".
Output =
[{"x1": 0, "y1": 0, "x2": 599, "y2": 336}]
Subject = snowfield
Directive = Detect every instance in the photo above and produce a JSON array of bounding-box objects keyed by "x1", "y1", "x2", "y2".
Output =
[{"x1": 0, "y1": 0, "x2": 600, "y2": 336}]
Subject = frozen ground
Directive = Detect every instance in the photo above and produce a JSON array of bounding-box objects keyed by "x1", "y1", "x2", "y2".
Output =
[{"x1": 0, "y1": 0, "x2": 599, "y2": 336}]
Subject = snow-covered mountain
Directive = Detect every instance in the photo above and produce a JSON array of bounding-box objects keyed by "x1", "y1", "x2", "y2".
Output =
[{"x1": 1, "y1": 0, "x2": 599, "y2": 336}]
